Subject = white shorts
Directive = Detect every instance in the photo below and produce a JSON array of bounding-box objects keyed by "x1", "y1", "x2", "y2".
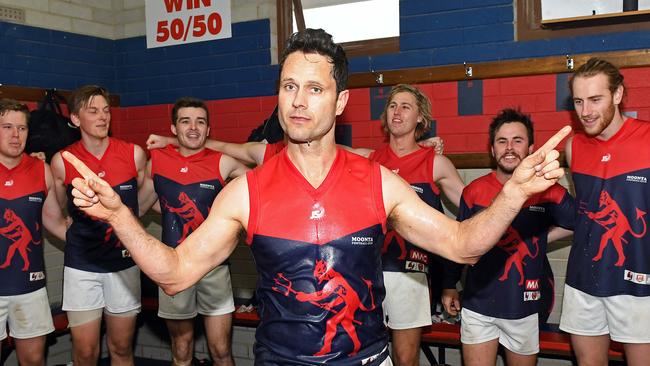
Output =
[
  {"x1": 158, "y1": 265, "x2": 235, "y2": 319},
  {"x1": 461, "y1": 307, "x2": 539, "y2": 355},
  {"x1": 382, "y1": 271, "x2": 432, "y2": 329},
  {"x1": 0, "y1": 287, "x2": 54, "y2": 340},
  {"x1": 62, "y1": 266, "x2": 141, "y2": 314},
  {"x1": 559, "y1": 284, "x2": 650, "y2": 343}
]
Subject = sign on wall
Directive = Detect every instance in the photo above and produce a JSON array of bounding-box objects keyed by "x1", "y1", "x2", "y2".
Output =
[{"x1": 145, "y1": 0, "x2": 232, "y2": 49}]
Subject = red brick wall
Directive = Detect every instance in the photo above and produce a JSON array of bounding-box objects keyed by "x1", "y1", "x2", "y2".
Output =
[{"x1": 111, "y1": 67, "x2": 650, "y2": 154}]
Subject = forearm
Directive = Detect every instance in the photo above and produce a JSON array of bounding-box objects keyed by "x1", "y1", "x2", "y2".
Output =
[
  {"x1": 206, "y1": 140, "x2": 258, "y2": 165},
  {"x1": 108, "y1": 205, "x2": 184, "y2": 292},
  {"x1": 43, "y1": 216, "x2": 67, "y2": 242},
  {"x1": 456, "y1": 181, "x2": 526, "y2": 262}
]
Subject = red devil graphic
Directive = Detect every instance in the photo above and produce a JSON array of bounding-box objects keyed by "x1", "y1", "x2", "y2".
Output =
[{"x1": 273, "y1": 259, "x2": 376, "y2": 356}]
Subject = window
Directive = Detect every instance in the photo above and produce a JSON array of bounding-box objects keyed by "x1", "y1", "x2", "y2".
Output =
[
  {"x1": 541, "y1": 0, "x2": 650, "y2": 22},
  {"x1": 277, "y1": 0, "x2": 399, "y2": 58},
  {"x1": 517, "y1": 0, "x2": 650, "y2": 41}
]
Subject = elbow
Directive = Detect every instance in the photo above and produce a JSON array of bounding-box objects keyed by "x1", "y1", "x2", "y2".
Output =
[
  {"x1": 453, "y1": 250, "x2": 481, "y2": 265},
  {"x1": 462, "y1": 255, "x2": 481, "y2": 266},
  {"x1": 160, "y1": 284, "x2": 182, "y2": 296}
]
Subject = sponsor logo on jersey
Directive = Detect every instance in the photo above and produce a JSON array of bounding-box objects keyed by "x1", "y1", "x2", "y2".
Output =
[
  {"x1": 351, "y1": 236, "x2": 374, "y2": 245},
  {"x1": 626, "y1": 175, "x2": 648, "y2": 184},
  {"x1": 405, "y1": 261, "x2": 428, "y2": 273},
  {"x1": 523, "y1": 290, "x2": 540, "y2": 301},
  {"x1": 525, "y1": 279, "x2": 539, "y2": 290},
  {"x1": 310, "y1": 204, "x2": 324, "y2": 220},
  {"x1": 29, "y1": 271, "x2": 45, "y2": 281},
  {"x1": 119, "y1": 184, "x2": 133, "y2": 191},
  {"x1": 199, "y1": 183, "x2": 215, "y2": 190},
  {"x1": 409, "y1": 250, "x2": 429, "y2": 264},
  {"x1": 601, "y1": 153, "x2": 611, "y2": 162},
  {"x1": 528, "y1": 205, "x2": 545, "y2": 213},
  {"x1": 361, "y1": 346, "x2": 387, "y2": 365},
  {"x1": 624, "y1": 270, "x2": 650, "y2": 285},
  {"x1": 180, "y1": 166, "x2": 189, "y2": 173},
  {"x1": 411, "y1": 185, "x2": 424, "y2": 194},
  {"x1": 98, "y1": 171, "x2": 106, "y2": 178},
  {"x1": 122, "y1": 249, "x2": 131, "y2": 258},
  {"x1": 28, "y1": 196, "x2": 43, "y2": 203},
  {"x1": 4, "y1": 180, "x2": 13, "y2": 186}
]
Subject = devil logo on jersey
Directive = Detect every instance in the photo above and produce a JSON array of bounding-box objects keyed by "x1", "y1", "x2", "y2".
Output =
[
  {"x1": 497, "y1": 227, "x2": 539, "y2": 286},
  {"x1": 272, "y1": 259, "x2": 376, "y2": 357},
  {"x1": 0, "y1": 209, "x2": 41, "y2": 271},
  {"x1": 382, "y1": 230, "x2": 406, "y2": 260},
  {"x1": 582, "y1": 190, "x2": 647, "y2": 267},
  {"x1": 162, "y1": 192, "x2": 207, "y2": 244}
]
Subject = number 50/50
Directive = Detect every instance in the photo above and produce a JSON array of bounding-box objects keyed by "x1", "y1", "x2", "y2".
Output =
[{"x1": 156, "y1": 13, "x2": 223, "y2": 42}]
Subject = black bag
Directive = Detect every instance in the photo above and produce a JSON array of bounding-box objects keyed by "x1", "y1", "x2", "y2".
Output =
[
  {"x1": 26, "y1": 89, "x2": 81, "y2": 163},
  {"x1": 247, "y1": 106, "x2": 284, "y2": 143}
]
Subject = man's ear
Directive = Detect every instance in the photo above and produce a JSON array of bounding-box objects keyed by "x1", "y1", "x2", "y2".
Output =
[
  {"x1": 70, "y1": 114, "x2": 81, "y2": 128},
  {"x1": 171, "y1": 124, "x2": 178, "y2": 136},
  {"x1": 613, "y1": 84, "x2": 624, "y2": 106},
  {"x1": 335, "y1": 90, "x2": 349, "y2": 116}
]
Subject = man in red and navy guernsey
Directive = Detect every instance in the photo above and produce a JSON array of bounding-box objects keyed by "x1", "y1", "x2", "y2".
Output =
[
  {"x1": 360, "y1": 84, "x2": 464, "y2": 366},
  {"x1": 559, "y1": 58, "x2": 650, "y2": 366},
  {"x1": 61, "y1": 29, "x2": 571, "y2": 366},
  {"x1": 441, "y1": 109, "x2": 575, "y2": 366},
  {"x1": 50, "y1": 86, "x2": 147, "y2": 366},
  {"x1": 0, "y1": 99, "x2": 67, "y2": 366},
  {"x1": 138, "y1": 97, "x2": 247, "y2": 365}
]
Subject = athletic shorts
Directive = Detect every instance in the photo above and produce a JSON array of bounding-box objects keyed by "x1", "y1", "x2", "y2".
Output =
[
  {"x1": 0, "y1": 287, "x2": 54, "y2": 340},
  {"x1": 62, "y1": 266, "x2": 141, "y2": 314},
  {"x1": 559, "y1": 284, "x2": 650, "y2": 343},
  {"x1": 158, "y1": 264, "x2": 234, "y2": 319},
  {"x1": 382, "y1": 271, "x2": 432, "y2": 329},
  {"x1": 461, "y1": 307, "x2": 539, "y2": 355}
]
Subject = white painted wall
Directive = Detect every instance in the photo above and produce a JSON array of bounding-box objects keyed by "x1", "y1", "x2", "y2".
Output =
[{"x1": 0, "y1": 0, "x2": 276, "y2": 47}]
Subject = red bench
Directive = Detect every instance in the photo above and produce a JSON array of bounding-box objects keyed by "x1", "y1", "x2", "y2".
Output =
[
  {"x1": 419, "y1": 322, "x2": 625, "y2": 364},
  {"x1": 1, "y1": 304, "x2": 625, "y2": 366}
]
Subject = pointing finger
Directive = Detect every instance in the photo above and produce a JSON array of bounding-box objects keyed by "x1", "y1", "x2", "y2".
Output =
[
  {"x1": 62, "y1": 151, "x2": 99, "y2": 181},
  {"x1": 536, "y1": 126, "x2": 572, "y2": 155}
]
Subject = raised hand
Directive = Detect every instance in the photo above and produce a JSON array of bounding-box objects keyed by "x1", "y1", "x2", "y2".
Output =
[
  {"x1": 61, "y1": 151, "x2": 125, "y2": 222},
  {"x1": 510, "y1": 126, "x2": 572, "y2": 197},
  {"x1": 29, "y1": 151, "x2": 46, "y2": 161},
  {"x1": 418, "y1": 136, "x2": 444, "y2": 155},
  {"x1": 146, "y1": 134, "x2": 175, "y2": 150}
]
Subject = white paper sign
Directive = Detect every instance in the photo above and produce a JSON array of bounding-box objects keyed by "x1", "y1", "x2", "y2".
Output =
[{"x1": 145, "y1": 0, "x2": 232, "y2": 49}]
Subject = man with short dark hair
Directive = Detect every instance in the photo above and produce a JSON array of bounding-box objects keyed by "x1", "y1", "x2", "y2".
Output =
[
  {"x1": 62, "y1": 29, "x2": 570, "y2": 365},
  {"x1": 0, "y1": 99, "x2": 67, "y2": 366},
  {"x1": 442, "y1": 108, "x2": 574, "y2": 366},
  {"x1": 51, "y1": 85, "x2": 147, "y2": 366},
  {"x1": 138, "y1": 97, "x2": 247, "y2": 366},
  {"x1": 561, "y1": 57, "x2": 650, "y2": 366}
]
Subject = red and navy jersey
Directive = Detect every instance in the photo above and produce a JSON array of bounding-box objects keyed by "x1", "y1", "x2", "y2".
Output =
[
  {"x1": 151, "y1": 145, "x2": 225, "y2": 248},
  {"x1": 0, "y1": 155, "x2": 47, "y2": 296},
  {"x1": 451, "y1": 172, "x2": 575, "y2": 319},
  {"x1": 368, "y1": 146, "x2": 443, "y2": 273},
  {"x1": 63, "y1": 138, "x2": 138, "y2": 273},
  {"x1": 568, "y1": 118, "x2": 650, "y2": 297},
  {"x1": 246, "y1": 148, "x2": 390, "y2": 365},
  {"x1": 262, "y1": 141, "x2": 286, "y2": 163}
]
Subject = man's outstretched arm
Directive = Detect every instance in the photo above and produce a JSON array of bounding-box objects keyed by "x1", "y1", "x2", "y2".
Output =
[
  {"x1": 62, "y1": 151, "x2": 249, "y2": 294},
  {"x1": 384, "y1": 126, "x2": 572, "y2": 264},
  {"x1": 146, "y1": 134, "x2": 267, "y2": 166}
]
